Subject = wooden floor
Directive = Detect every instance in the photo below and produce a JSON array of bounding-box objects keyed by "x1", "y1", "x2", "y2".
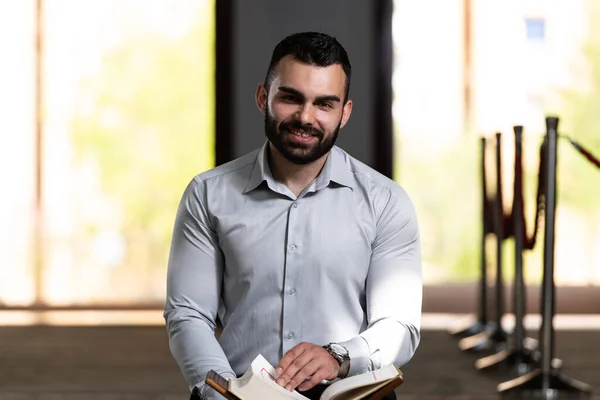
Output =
[{"x1": 1, "y1": 325, "x2": 599, "y2": 400}]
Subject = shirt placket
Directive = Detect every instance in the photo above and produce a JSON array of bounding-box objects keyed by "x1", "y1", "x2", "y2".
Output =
[{"x1": 281, "y1": 199, "x2": 302, "y2": 355}]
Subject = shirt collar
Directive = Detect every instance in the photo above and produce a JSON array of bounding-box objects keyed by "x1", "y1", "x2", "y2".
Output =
[
  {"x1": 243, "y1": 142, "x2": 275, "y2": 193},
  {"x1": 314, "y1": 146, "x2": 355, "y2": 190},
  {"x1": 243, "y1": 142, "x2": 355, "y2": 194}
]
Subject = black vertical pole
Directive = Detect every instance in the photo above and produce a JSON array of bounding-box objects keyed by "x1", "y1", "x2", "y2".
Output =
[
  {"x1": 449, "y1": 136, "x2": 490, "y2": 338},
  {"x1": 372, "y1": 0, "x2": 394, "y2": 178},
  {"x1": 493, "y1": 132, "x2": 505, "y2": 335},
  {"x1": 458, "y1": 133, "x2": 509, "y2": 351},
  {"x1": 215, "y1": 0, "x2": 234, "y2": 166},
  {"x1": 540, "y1": 117, "x2": 559, "y2": 386},
  {"x1": 512, "y1": 126, "x2": 526, "y2": 357},
  {"x1": 479, "y1": 137, "x2": 489, "y2": 326}
]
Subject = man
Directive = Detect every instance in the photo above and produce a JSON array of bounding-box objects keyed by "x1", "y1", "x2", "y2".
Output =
[{"x1": 164, "y1": 32, "x2": 422, "y2": 400}]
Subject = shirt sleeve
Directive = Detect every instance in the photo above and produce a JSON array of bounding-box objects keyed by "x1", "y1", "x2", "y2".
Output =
[
  {"x1": 163, "y1": 178, "x2": 237, "y2": 395},
  {"x1": 338, "y1": 184, "x2": 422, "y2": 376}
]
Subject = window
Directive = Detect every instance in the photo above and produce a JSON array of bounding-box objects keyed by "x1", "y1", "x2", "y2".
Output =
[
  {"x1": 0, "y1": 1, "x2": 36, "y2": 306},
  {"x1": 0, "y1": 0, "x2": 216, "y2": 307},
  {"x1": 393, "y1": 0, "x2": 600, "y2": 286},
  {"x1": 525, "y1": 17, "x2": 546, "y2": 41}
]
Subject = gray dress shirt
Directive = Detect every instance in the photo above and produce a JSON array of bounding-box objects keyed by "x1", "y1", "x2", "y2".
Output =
[{"x1": 164, "y1": 143, "x2": 422, "y2": 398}]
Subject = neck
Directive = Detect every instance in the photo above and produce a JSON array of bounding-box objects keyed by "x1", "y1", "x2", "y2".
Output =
[{"x1": 267, "y1": 143, "x2": 329, "y2": 196}]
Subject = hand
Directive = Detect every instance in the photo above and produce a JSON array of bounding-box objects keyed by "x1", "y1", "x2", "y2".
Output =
[{"x1": 275, "y1": 342, "x2": 339, "y2": 392}]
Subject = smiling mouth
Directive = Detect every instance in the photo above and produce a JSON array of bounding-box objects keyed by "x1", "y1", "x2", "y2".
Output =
[
  {"x1": 287, "y1": 129, "x2": 315, "y2": 138},
  {"x1": 286, "y1": 129, "x2": 316, "y2": 139}
]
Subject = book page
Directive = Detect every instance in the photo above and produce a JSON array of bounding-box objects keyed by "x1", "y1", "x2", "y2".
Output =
[
  {"x1": 326, "y1": 380, "x2": 390, "y2": 400},
  {"x1": 229, "y1": 355, "x2": 309, "y2": 400},
  {"x1": 320, "y1": 364, "x2": 401, "y2": 400}
]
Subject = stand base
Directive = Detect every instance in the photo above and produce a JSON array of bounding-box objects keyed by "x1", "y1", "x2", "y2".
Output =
[
  {"x1": 447, "y1": 317, "x2": 488, "y2": 338},
  {"x1": 498, "y1": 368, "x2": 592, "y2": 398},
  {"x1": 458, "y1": 323, "x2": 508, "y2": 353},
  {"x1": 475, "y1": 344, "x2": 563, "y2": 375}
]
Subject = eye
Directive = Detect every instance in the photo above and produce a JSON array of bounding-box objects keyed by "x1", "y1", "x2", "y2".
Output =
[
  {"x1": 320, "y1": 102, "x2": 333, "y2": 109},
  {"x1": 282, "y1": 95, "x2": 298, "y2": 102}
]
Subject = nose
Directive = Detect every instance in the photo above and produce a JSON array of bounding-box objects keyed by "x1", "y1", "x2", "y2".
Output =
[{"x1": 297, "y1": 103, "x2": 316, "y2": 126}]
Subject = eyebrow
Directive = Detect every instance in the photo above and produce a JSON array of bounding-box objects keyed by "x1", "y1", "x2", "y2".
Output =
[{"x1": 278, "y1": 86, "x2": 341, "y2": 103}]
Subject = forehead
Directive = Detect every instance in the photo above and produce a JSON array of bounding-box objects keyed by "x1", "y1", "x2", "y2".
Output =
[{"x1": 272, "y1": 55, "x2": 346, "y2": 97}]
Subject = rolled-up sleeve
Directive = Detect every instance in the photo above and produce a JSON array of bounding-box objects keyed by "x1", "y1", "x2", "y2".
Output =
[
  {"x1": 164, "y1": 178, "x2": 236, "y2": 398},
  {"x1": 339, "y1": 184, "x2": 422, "y2": 375}
]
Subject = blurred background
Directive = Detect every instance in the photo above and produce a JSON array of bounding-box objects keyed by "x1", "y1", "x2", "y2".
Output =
[
  {"x1": 1, "y1": 0, "x2": 215, "y2": 308},
  {"x1": 1, "y1": 0, "x2": 599, "y2": 398}
]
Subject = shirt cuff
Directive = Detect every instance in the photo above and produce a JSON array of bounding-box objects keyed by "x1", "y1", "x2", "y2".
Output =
[
  {"x1": 337, "y1": 335, "x2": 371, "y2": 376},
  {"x1": 198, "y1": 385, "x2": 227, "y2": 400}
]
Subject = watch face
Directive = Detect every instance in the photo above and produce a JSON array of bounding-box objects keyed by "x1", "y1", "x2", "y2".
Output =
[{"x1": 330, "y1": 343, "x2": 349, "y2": 357}]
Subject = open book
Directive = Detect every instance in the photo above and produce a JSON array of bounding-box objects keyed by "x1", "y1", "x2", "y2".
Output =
[{"x1": 205, "y1": 354, "x2": 403, "y2": 400}]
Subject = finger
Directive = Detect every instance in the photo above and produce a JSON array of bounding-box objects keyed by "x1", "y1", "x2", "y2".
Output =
[
  {"x1": 297, "y1": 350, "x2": 339, "y2": 391},
  {"x1": 276, "y1": 343, "x2": 307, "y2": 376},
  {"x1": 297, "y1": 367, "x2": 331, "y2": 392},
  {"x1": 285, "y1": 359, "x2": 321, "y2": 391},
  {"x1": 277, "y1": 348, "x2": 314, "y2": 388}
]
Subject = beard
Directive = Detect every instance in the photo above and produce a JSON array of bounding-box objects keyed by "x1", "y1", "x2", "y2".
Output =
[{"x1": 264, "y1": 105, "x2": 341, "y2": 165}]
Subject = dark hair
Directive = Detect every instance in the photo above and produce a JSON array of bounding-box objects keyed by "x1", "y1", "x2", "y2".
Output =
[{"x1": 264, "y1": 32, "x2": 352, "y2": 102}]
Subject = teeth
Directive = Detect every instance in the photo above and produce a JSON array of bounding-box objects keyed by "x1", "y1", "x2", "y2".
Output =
[{"x1": 291, "y1": 130, "x2": 310, "y2": 138}]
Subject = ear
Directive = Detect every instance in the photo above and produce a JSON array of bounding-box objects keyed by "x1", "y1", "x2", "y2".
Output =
[
  {"x1": 339, "y1": 99, "x2": 353, "y2": 129},
  {"x1": 255, "y1": 83, "x2": 268, "y2": 114}
]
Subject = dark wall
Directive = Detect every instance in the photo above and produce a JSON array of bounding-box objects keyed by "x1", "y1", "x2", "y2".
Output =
[{"x1": 231, "y1": 0, "x2": 375, "y2": 166}]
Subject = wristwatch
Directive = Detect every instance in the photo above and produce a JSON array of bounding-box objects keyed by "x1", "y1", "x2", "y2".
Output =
[{"x1": 323, "y1": 343, "x2": 351, "y2": 378}]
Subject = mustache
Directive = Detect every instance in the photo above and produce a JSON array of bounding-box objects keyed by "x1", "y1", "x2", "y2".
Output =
[{"x1": 279, "y1": 121, "x2": 323, "y2": 138}]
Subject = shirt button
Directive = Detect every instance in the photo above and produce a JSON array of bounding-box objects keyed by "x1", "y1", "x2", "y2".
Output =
[
  {"x1": 293, "y1": 203, "x2": 299, "y2": 208},
  {"x1": 289, "y1": 244, "x2": 296, "y2": 251},
  {"x1": 287, "y1": 332, "x2": 295, "y2": 339},
  {"x1": 288, "y1": 288, "x2": 296, "y2": 295}
]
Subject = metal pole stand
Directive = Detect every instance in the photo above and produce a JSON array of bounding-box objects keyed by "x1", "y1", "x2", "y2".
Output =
[
  {"x1": 476, "y1": 126, "x2": 557, "y2": 374},
  {"x1": 459, "y1": 132, "x2": 509, "y2": 353},
  {"x1": 497, "y1": 117, "x2": 592, "y2": 398},
  {"x1": 449, "y1": 137, "x2": 491, "y2": 339}
]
